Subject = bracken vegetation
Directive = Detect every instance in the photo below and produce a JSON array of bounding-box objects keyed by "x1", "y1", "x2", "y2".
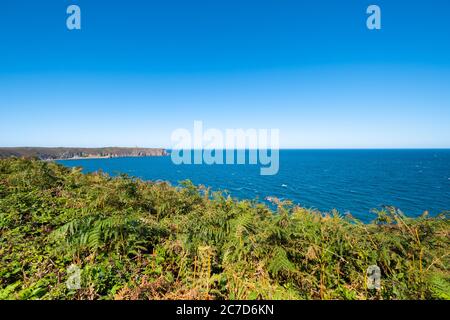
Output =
[{"x1": 0, "y1": 158, "x2": 449, "y2": 300}]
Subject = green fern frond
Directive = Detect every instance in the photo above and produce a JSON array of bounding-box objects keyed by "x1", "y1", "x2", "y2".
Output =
[
  {"x1": 268, "y1": 246, "x2": 295, "y2": 275},
  {"x1": 429, "y1": 273, "x2": 450, "y2": 300}
]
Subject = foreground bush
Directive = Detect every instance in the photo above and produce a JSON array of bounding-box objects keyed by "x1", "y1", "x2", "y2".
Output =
[{"x1": 0, "y1": 158, "x2": 448, "y2": 300}]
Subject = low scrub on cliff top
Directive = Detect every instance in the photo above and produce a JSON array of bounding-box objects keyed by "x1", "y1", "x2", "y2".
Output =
[{"x1": 0, "y1": 158, "x2": 448, "y2": 300}]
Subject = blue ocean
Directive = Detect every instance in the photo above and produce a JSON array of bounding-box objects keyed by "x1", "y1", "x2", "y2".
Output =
[{"x1": 58, "y1": 149, "x2": 450, "y2": 222}]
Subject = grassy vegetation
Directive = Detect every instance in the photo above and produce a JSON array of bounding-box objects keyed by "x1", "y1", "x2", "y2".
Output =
[{"x1": 0, "y1": 158, "x2": 449, "y2": 300}]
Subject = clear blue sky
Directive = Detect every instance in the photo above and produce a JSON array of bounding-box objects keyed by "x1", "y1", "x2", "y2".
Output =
[{"x1": 1, "y1": 0, "x2": 449, "y2": 148}]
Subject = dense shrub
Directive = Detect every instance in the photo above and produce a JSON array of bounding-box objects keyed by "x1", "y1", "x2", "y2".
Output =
[{"x1": 0, "y1": 158, "x2": 448, "y2": 300}]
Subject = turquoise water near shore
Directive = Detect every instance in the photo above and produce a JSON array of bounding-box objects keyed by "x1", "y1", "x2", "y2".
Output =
[{"x1": 58, "y1": 149, "x2": 450, "y2": 221}]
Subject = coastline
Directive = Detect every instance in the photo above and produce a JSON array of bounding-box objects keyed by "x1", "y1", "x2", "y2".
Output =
[
  {"x1": 48, "y1": 154, "x2": 170, "y2": 161},
  {"x1": 0, "y1": 147, "x2": 169, "y2": 161},
  {"x1": 46, "y1": 155, "x2": 113, "y2": 161}
]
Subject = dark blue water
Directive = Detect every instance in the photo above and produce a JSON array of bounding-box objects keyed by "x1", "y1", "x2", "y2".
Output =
[{"x1": 58, "y1": 150, "x2": 450, "y2": 222}]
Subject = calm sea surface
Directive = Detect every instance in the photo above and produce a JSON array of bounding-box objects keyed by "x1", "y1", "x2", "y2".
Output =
[{"x1": 58, "y1": 149, "x2": 450, "y2": 222}]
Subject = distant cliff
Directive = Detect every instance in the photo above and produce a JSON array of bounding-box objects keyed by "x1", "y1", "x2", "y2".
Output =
[{"x1": 0, "y1": 147, "x2": 168, "y2": 160}]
